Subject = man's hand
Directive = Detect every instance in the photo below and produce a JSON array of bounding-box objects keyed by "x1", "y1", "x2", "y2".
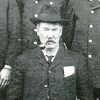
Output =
[{"x1": 0, "y1": 68, "x2": 11, "y2": 89}]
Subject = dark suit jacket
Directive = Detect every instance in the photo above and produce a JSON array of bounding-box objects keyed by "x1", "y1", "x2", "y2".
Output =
[
  {"x1": 0, "y1": 0, "x2": 22, "y2": 70},
  {"x1": 8, "y1": 44, "x2": 89, "y2": 100}
]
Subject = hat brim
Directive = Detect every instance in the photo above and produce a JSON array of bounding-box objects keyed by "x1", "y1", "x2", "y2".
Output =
[{"x1": 30, "y1": 18, "x2": 69, "y2": 25}]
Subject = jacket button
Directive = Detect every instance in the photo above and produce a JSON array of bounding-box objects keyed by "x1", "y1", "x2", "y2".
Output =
[
  {"x1": 34, "y1": 41, "x2": 37, "y2": 45},
  {"x1": 89, "y1": 0, "x2": 92, "y2": 1},
  {"x1": 91, "y1": 10, "x2": 94, "y2": 14},
  {"x1": 49, "y1": 2, "x2": 53, "y2": 5},
  {"x1": 35, "y1": 1, "x2": 38, "y2": 4},
  {"x1": 88, "y1": 54, "x2": 92, "y2": 58},
  {"x1": 89, "y1": 39, "x2": 93, "y2": 43},
  {"x1": 49, "y1": 70, "x2": 51, "y2": 73},
  {"x1": 44, "y1": 85, "x2": 48, "y2": 88},
  {"x1": 34, "y1": 14, "x2": 38, "y2": 18},
  {"x1": 98, "y1": 0, "x2": 100, "y2": 1},
  {"x1": 89, "y1": 25, "x2": 93, "y2": 28},
  {"x1": 18, "y1": 39, "x2": 21, "y2": 41}
]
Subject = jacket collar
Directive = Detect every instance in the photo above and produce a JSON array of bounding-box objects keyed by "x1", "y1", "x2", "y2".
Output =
[
  {"x1": 36, "y1": 43, "x2": 67, "y2": 69},
  {"x1": 36, "y1": 47, "x2": 48, "y2": 67},
  {"x1": 50, "y1": 44, "x2": 66, "y2": 69}
]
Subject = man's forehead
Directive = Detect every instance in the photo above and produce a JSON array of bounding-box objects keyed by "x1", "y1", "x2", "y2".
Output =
[{"x1": 37, "y1": 22, "x2": 62, "y2": 29}]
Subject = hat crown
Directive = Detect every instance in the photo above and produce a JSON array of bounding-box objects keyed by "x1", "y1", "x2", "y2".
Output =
[
  {"x1": 30, "y1": 3, "x2": 69, "y2": 24},
  {"x1": 37, "y1": 5, "x2": 61, "y2": 22}
]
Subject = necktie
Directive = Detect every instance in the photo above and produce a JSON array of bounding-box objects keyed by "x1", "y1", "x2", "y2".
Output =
[
  {"x1": 46, "y1": 55, "x2": 54, "y2": 66},
  {"x1": 46, "y1": 55, "x2": 54, "y2": 99}
]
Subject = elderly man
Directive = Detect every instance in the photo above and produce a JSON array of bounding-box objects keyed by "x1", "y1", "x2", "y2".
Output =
[{"x1": 8, "y1": 5, "x2": 89, "y2": 100}]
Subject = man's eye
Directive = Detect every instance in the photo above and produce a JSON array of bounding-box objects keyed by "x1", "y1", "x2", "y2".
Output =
[
  {"x1": 52, "y1": 29, "x2": 57, "y2": 31},
  {"x1": 43, "y1": 28, "x2": 49, "y2": 31}
]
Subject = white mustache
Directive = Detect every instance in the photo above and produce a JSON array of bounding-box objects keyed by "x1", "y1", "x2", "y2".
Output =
[
  {"x1": 46, "y1": 40, "x2": 55, "y2": 43},
  {"x1": 39, "y1": 40, "x2": 55, "y2": 49}
]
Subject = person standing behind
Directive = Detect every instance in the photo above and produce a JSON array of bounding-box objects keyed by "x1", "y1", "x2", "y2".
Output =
[
  {"x1": 0, "y1": 0, "x2": 21, "y2": 99},
  {"x1": 70, "y1": 0, "x2": 100, "y2": 100}
]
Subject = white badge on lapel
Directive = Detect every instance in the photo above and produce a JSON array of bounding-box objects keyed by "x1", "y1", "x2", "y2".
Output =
[{"x1": 63, "y1": 66, "x2": 75, "y2": 77}]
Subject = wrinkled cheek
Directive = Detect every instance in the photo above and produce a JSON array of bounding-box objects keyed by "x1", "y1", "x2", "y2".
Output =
[{"x1": 40, "y1": 37, "x2": 47, "y2": 44}]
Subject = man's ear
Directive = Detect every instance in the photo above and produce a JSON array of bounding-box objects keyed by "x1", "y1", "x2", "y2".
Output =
[
  {"x1": 61, "y1": 26, "x2": 63, "y2": 31},
  {"x1": 36, "y1": 24, "x2": 39, "y2": 36},
  {"x1": 60, "y1": 26, "x2": 63, "y2": 36}
]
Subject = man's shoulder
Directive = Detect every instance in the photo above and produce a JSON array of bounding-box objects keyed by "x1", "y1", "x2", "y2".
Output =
[
  {"x1": 64, "y1": 49, "x2": 86, "y2": 61},
  {"x1": 63, "y1": 49, "x2": 87, "y2": 70},
  {"x1": 65, "y1": 48, "x2": 80, "y2": 56},
  {"x1": 17, "y1": 47, "x2": 40, "y2": 61},
  {"x1": 60, "y1": 43, "x2": 83, "y2": 58}
]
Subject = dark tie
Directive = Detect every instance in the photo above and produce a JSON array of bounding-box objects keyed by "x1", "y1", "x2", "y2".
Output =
[{"x1": 46, "y1": 55, "x2": 54, "y2": 66}]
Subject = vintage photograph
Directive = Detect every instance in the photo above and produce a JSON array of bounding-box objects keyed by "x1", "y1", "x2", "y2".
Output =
[{"x1": 0, "y1": 0, "x2": 100, "y2": 100}]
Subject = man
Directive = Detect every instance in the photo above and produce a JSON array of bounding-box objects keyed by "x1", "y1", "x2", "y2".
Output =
[
  {"x1": 69, "y1": 0, "x2": 100, "y2": 99},
  {"x1": 8, "y1": 5, "x2": 89, "y2": 100},
  {"x1": 0, "y1": 0, "x2": 21, "y2": 99}
]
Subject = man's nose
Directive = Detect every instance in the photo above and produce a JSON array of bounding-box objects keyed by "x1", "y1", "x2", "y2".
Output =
[{"x1": 47, "y1": 30, "x2": 53, "y2": 38}]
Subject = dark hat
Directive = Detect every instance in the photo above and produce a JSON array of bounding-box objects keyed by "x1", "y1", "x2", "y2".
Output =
[{"x1": 30, "y1": 5, "x2": 70, "y2": 25}]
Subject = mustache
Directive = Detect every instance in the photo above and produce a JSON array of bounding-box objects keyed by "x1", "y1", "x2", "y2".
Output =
[
  {"x1": 46, "y1": 40, "x2": 55, "y2": 43},
  {"x1": 39, "y1": 40, "x2": 55, "y2": 49}
]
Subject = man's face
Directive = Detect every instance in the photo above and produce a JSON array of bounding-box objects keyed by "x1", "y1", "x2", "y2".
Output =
[{"x1": 37, "y1": 22, "x2": 63, "y2": 49}]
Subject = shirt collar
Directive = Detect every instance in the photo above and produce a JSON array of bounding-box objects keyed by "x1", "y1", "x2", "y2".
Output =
[{"x1": 42, "y1": 48, "x2": 59, "y2": 62}]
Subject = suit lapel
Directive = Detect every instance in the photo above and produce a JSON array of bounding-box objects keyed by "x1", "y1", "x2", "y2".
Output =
[
  {"x1": 36, "y1": 47, "x2": 48, "y2": 67},
  {"x1": 50, "y1": 45, "x2": 66, "y2": 69}
]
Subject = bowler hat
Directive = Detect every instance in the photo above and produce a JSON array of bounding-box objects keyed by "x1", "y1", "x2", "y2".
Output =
[{"x1": 30, "y1": 5, "x2": 70, "y2": 25}]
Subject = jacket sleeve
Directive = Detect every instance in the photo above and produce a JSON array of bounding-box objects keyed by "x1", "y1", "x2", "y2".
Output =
[
  {"x1": 76, "y1": 55, "x2": 90, "y2": 100},
  {"x1": 5, "y1": 0, "x2": 22, "y2": 66},
  {"x1": 7, "y1": 57, "x2": 24, "y2": 100}
]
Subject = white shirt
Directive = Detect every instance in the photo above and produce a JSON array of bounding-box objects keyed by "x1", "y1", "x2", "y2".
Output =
[{"x1": 42, "y1": 49, "x2": 58, "y2": 62}]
